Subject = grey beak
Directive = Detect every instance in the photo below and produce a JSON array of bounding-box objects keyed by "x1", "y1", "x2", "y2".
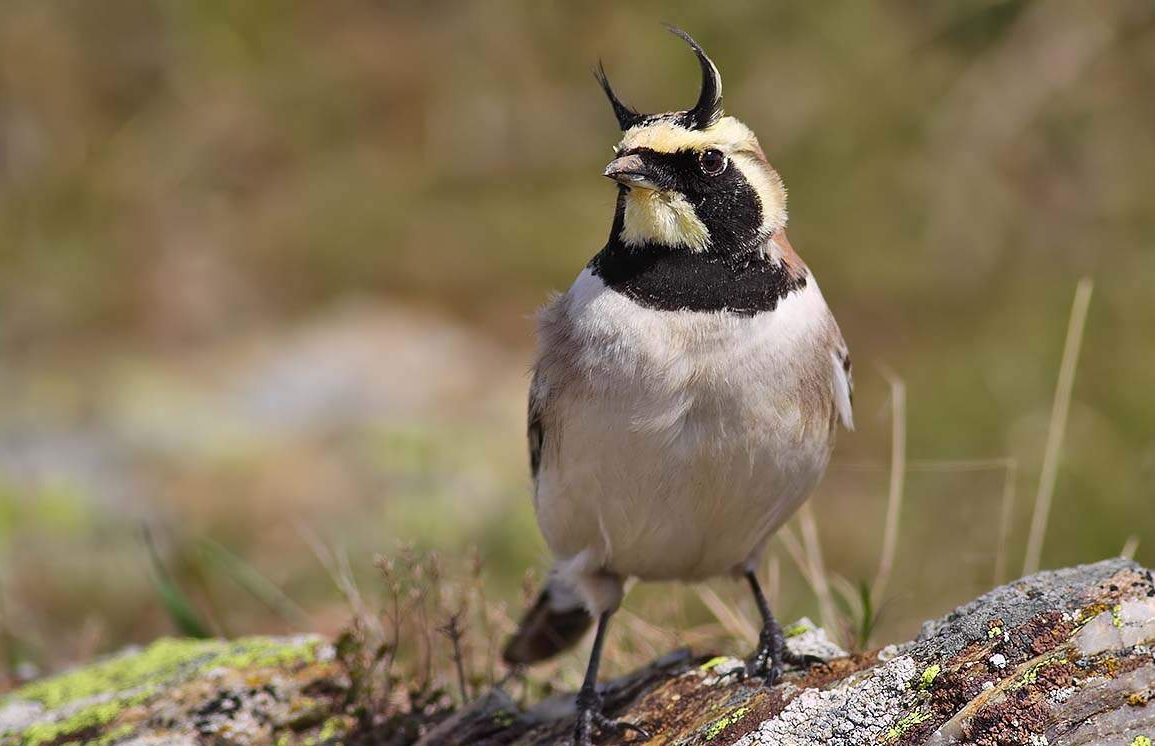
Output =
[{"x1": 603, "y1": 154, "x2": 659, "y2": 189}]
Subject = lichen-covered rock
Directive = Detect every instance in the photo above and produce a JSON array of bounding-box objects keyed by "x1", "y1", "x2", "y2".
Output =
[
  {"x1": 3, "y1": 560, "x2": 1154, "y2": 746},
  {"x1": 0, "y1": 636, "x2": 349, "y2": 746},
  {"x1": 428, "y1": 559, "x2": 1155, "y2": 746}
]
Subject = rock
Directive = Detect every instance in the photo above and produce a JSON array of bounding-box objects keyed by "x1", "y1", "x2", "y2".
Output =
[
  {"x1": 0, "y1": 636, "x2": 348, "y2": 746},
  {"x1": 3, "y1": 560, "x2": 1154, "y2": 745},
  {"x1": 419, "y1": 559, "x2": 1155, "y2": 746}
]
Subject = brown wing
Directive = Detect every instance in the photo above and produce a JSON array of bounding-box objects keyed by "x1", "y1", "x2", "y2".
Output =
[{"x1": 528, "y1": 369, "x2": 545, "y2": 480}]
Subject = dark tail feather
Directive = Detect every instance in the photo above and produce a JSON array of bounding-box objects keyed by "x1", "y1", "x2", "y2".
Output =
[{"x1": 502, "y1": 578, "x2": 593, "y2": 666}]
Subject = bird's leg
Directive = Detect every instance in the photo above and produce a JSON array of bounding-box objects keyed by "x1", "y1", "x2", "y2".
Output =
[
  {"x1": 574, "y1": 611, "x2": 651, "y2": 746},
  {"x1": 743, "y1": 570, "x2": 820, "y2": 686}
]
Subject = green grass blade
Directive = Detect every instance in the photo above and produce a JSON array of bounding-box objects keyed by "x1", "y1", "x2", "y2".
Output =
[
  {"x1": 142, "y1": 527, "x2": 212, "y2": 639},
  {"x1": 196, "y1": 538, "x2": 311, "y2": 629}
]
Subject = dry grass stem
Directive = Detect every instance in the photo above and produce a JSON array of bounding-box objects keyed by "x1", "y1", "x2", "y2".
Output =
[
  {"x1": 1023, "y1": 278, "x2": 1094, "y2": 576},
  {"x1": 871, "y1": 368, "x2": 907, "y2": 605},
  {"x1": 798, "y1": 503, "x2": 837, "y2": 634},
  {"x1": 776, "y1": 525, "x2": 817, "y2": 591},
  {"x1": 438, "y1": 613, "x2": 469, "y2": 704},
  {"x1": 298, "y1": 523, "x2": 376, "y2": 637},
  {"x1": 994, "y1": 459, "x2": 1019, "y2": 585},
  {"x1": 764, "y1": 553, "x2": 780, "y2": 609},
  {"x1": 839, "y1": 458, "x2": 1019, "y2": 472},
  {"x1": 693, "y1": 585, "x2": 757, "y2": 645}
]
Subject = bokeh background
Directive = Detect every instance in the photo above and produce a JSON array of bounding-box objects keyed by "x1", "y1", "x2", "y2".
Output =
[{"x1": 2, "y1": 0, "x2": 1153, "y2": 691}]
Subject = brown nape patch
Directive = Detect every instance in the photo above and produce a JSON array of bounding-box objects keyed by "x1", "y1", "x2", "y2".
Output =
[
  {"x1": 771, "y1": 231, "x2": 808, "y2": 280},
  {"x1": 749, "y1": 140, "x2": 769, "y2": 164}
]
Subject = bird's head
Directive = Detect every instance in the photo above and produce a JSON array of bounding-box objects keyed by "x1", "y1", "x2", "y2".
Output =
[{"x1": 598, "y1": 27, "x2": 786, "y2": 257}]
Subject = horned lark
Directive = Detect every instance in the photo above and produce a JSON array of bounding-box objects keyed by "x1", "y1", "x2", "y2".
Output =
[{"x1": 503, "y1": 27, "x2": 853, "y2": 745}]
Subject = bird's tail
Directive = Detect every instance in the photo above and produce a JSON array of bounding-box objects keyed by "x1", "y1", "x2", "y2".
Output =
[{"x1": 502, "y1": 572, "x2": 593, "y2": 666}]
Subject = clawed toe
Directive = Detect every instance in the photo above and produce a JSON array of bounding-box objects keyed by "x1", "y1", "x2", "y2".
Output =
[
  {"x1": 575, "y1": 688, "x2": 650, "y2": 745},
  {"x1": 782, "y1": 650, "x2": 826, "y2": 669},
  {"x1": 592, "y1": 711, "x2": 651, "y2": 741},
  {"x1": 743, "y1": 647, "x2": 825, "y2": 687},
  {"x1": 576, "y1": 714, "x2": 650, "y2": 744},
  {"x1": 741, "y1": 656, "x2": 784, "y2": 687}
]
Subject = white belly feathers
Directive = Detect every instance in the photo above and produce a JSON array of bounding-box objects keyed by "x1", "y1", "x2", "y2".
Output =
[{"x1": 532, "y1": 268, "x2": 841, "y2": 582}]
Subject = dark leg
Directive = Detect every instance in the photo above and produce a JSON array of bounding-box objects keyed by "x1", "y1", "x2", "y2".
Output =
[
  {"x1": 744, "y1": 570, "x2": 816, "y2": 686},
  {"x1": 574, "y1": 612, "x2": 650, "y2": 745}
]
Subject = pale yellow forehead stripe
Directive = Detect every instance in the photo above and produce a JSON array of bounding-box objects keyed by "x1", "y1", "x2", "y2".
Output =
[{"x1": 618, "y1": 116, "x2": 759, "y2": 154}]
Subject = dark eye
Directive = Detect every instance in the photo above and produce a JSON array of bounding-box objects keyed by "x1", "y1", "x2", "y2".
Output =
[{"x1": 699, "y1": 148, "x2": 727, "y2": 176}]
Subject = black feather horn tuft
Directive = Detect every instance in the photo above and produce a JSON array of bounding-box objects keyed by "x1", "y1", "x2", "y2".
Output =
[
  {"x1": 594, "y1": 60, "x2": 644, "y2": 131},
  {"x1": 664, "y1": 25, "x2": 723, "y2": 130}
]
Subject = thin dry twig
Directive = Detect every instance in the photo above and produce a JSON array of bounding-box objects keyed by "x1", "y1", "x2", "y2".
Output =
[
  {"x1": 1121, "y1": 535, "x2": 1141, "y2": 561},
  {"x1": 1023, "y1": 278, "x2": 1094, "y2": 575},
  {"x1": 438, "y1": 613, "x2": 470, "y2": 704}
]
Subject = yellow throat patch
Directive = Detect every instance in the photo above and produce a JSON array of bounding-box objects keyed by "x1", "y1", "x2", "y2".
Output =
[{"x1": 621, "y1": 188, "x2": 711, "y2": 251}]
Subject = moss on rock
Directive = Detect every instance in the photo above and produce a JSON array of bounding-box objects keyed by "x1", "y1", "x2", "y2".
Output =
[{"x1": 0, "y1": 636, "x2": 341, "y2": 746}]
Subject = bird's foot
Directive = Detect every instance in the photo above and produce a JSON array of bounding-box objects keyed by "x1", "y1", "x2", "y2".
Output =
[
  {"x1": 574, "y1": 687, "x2": 651, "y2": 745},
  {"x1": 742, "y1": 644, "x2": 784, "y2": 687},
  {"x1": 743, "y1": 631, "x2": 826, "y2": 687}
]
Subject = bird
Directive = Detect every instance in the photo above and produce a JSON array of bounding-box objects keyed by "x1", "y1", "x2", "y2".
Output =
[{"x1": 501, "y1": 26, "x2": 853, "y2": 745}]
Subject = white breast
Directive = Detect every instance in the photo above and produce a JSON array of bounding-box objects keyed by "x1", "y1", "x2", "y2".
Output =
[{"x1": 533, "y1": 269, "x2": 842, "y2": 583}]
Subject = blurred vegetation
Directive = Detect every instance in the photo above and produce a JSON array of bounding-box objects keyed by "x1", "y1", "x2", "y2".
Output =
[{"x1": 1, "y1": 0, "x2": 1154, "y2": 693}]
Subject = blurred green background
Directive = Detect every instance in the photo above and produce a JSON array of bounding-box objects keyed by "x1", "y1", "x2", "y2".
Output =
[{"x1": 2, "y1": 0, "x2": 1153, "y2": 689}]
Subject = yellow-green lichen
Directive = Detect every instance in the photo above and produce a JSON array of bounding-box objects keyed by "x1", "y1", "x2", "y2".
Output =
[
  {"x1": 1011, "y1": 655, "x2": 1069, "y2": 690},
  {"x1": 1130, "y1": 736, "x2": 1152, "y2": 746},
  {"x1": 215, "y1": 637, "x2": 321, "y2": 671},
  {"x1": 2, "y1": 637, "x2": 323, "y2": 746},
  {"x1": 92, "y1": 723, "x2": 135, "y2": 746},
  {"x1": 1112, "y1": 604, "x2": 1126, "y2": 629},
  {"x1": 703, "y1": 705, "x2": 750, "y2": 740},
  {"x1": 919, "y1": 664, "x2": 941, "y2": 690},
  {"x1": 10, "y1": 639, "x2": 213, "y2": 710},
  {"x1": 7, "y1": 637, "x2": 320, "y2": 711},
  {"x1": 699, "y1": 656, "x2": 731, "y2": 672},
  {"x1": 1074, "y1": 603, "x2": 1112, "y2": 627},
  {"x1": 14, "y1": 695, "x2": 147, "y2": 746},
  {"x1": 883, "y1": 709, "x2": 932, "y2": 742},
  {"x1": 987, "y1": 626, "x2": 1003, "y2": 639},
  {"x1": 315, "y1": 715, "x2": 348, "y2": 744},
  {"x1": 783, "y1": 623, "x2": 810, "y2": 638}
]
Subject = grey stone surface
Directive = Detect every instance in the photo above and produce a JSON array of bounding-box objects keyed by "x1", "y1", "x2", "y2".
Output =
[
  {"x1": 733, "y1": 655, "x2": 919, "y2": 746},
  {"x1": 908, "y1": 558, "x2": 1143, "y2": 661}
]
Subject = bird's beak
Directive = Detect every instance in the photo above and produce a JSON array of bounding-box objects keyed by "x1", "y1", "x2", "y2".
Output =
[{"x1": 604, "y1": 154, "x2": 660, "y2": 190}]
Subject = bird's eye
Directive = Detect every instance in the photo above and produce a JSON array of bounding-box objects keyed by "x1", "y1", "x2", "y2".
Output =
[{"x1": 698, "y1": 148, "x2": 727, "y2": 176}]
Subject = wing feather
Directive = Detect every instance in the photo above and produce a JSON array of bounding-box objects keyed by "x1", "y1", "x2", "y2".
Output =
[
  {"x1": 831, "y1": 345, "x2": 854, "y2": 431},
  {"x1": 528, "y1": 369, "x2": 546, "y2": 479}
]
